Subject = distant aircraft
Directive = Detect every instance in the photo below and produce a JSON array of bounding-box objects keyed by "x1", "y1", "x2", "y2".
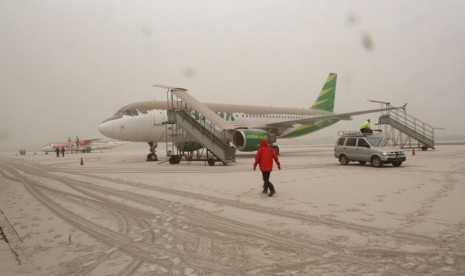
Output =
[
  {"x1": 41, "y1": 136, "x2": 126, "y2": 153},
  {"x1": 98, "y1": 73, "x2": 401, "y2": 161}
]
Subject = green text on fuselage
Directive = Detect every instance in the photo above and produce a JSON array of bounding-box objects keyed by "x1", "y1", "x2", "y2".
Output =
[
  {"x1": 192, "y1": 111, "x2": 235, "y2": 122},
  {"x1": 216, "y1": 111, "x2": 235, "y2": 121}
]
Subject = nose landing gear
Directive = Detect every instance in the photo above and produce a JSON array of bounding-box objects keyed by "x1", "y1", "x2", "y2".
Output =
[{"x1": 146, "y1": 142, "x2": 158, "y2": 161}]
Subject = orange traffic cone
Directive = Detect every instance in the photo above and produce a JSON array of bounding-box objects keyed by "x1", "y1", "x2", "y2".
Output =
[
  {"x1": 412, "y1": 148, "x2": 416, "y2": 156},
  {"x1": 80, "y1": 157, "x2": 84, "y2": 165}
]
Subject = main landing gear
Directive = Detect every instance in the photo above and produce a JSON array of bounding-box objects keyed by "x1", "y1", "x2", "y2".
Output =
[{"x1": 146, "y1": 142, "x2": 158, "y2": 161}]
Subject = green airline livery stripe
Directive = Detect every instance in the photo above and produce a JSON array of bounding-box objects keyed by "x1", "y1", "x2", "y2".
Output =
[{"x1": 279, "y1": 119, "x2": 340, "y2": 139}]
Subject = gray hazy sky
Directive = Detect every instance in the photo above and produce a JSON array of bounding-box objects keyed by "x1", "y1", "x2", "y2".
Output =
[{"x1": 1, "y1": 0, "x2": 465, "y2": 151}]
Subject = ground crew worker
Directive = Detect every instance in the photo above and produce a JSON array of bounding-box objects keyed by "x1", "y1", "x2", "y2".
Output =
[
  {"x1": 253, "y1": 139, "x2": 281, "y2": 197},
  {"x1": 55, "y1": 147, "x2": 60, "y2": 157},
  {"x1": 360, "y1": 119, "x2": 373, "y2": 134}
]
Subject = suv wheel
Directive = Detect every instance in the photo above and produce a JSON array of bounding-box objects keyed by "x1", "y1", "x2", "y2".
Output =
[
  {"x1": 371, "y1": 156, "x2": 382, "y2": 167},
  {"x1": 339, "y1": 155, "x2": 349, "y2": 165}
]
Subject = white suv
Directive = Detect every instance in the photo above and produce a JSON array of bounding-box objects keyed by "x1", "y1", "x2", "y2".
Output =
[{"x1": 334, "y1": 131, "x2": 406, "y2": 167}]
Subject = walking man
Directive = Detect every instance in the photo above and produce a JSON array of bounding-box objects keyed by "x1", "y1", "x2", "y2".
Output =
[{"x1": 253, "y1": 139, "x2": 281, "y2": 197}]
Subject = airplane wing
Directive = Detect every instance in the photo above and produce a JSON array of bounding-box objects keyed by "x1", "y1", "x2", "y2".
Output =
[{"x1": 264, "y1": 106, "x2": 402, "y2": 128}]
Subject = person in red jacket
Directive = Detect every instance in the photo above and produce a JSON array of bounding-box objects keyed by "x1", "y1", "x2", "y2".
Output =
[{"x1": 253, "y1": 139, "x2": 281, "y2": 197}]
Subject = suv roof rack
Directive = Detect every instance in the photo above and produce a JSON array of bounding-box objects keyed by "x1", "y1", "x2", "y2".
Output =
[{"x1": 337, "y1": 131, "x2": 365, "y2": 137}]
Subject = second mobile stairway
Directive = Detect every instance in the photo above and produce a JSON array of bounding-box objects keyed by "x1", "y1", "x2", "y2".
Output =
[
  {"x1": 163, "y1": 87, "x2": 236, "y2": 165},
  {"x1": 378, "y1": 107, "x2": 435, "y2": 150}
]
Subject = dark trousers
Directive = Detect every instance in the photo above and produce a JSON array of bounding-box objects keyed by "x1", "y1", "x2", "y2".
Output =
[
  {"x1": 360, "y1": 128, "x2": 372, "y2": 134},
  {"x1": 261, "y1": 171, "x2": 275, "y2": 193}
]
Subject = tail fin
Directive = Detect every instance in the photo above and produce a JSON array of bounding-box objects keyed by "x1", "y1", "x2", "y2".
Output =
[
  {"x1": 401, "y1": 103, "x2": 407, "y2": 113},
  {"x1": 311, "y1": 72, "x2": 337, "y2": 112}
]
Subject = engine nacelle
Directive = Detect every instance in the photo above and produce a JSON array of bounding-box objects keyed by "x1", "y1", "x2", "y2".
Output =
[{"x1": 233, "y1": 129, "x2": 270, "y2": 152}]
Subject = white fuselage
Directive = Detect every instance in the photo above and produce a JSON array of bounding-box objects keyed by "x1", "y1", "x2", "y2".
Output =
[{"x1": 98, "y1": 101, "x2": 328, "y2": 143}]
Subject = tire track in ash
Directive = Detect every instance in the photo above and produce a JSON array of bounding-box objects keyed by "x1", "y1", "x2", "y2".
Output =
[
  {"x1": 82, "y1": 180, "x2": 460, "y2": 276},
  {"x1": 29, "y1": 160, "x2": 446, "y2": 274},
  {"x1": 2, "y1": 160, "x2": 396, "y2": 275},
  {"x1": 28, "y1": 185, "x2": 154, "y2": 276},
  {"x1": 5, "y1": 158, "x2": 462, "y2": 275},
  {"x1": 19, "y1": 165, "x2": 357, "y2": 270},
  {"x1": 1, "y1": 162, "x2": 147, "y2": 276},
  {"x1": 57, "y1": 163, "x2": 465, "y2": 275},
  {"x1": 42, "y1": 157, "x2": 438, "y2": 249},
  {"x1": 76, "y1": 169, "x2": 437, "y2": 248},
  {"x1": 1, "y1": 162, "x2": 240, "y2": 275}
]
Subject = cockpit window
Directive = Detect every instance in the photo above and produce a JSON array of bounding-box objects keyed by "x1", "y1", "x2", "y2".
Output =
[{"x1": 116, "y1": 109, "x2": 139, "y2": 117}]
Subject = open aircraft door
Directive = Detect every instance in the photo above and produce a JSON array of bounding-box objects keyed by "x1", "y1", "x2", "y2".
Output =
[{"x1": 153, "y1": 110, "x2": 166, "y2": 126}]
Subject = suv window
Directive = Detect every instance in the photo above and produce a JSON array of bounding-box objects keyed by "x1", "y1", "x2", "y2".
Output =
[
  {"x1": 357, "y1": 138, "x2": 370, "y2": 148},
  {"x1": 337, "y1": 137, "x2": 345, "y2": 146},
  {"x1": 367, "y1": 136, "x2": 390, "y2": 147},
  {"x1": 345, "y1": 138, "x2": 357, "y2": 146}
]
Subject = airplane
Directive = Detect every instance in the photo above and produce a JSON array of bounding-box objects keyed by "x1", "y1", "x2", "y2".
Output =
[
  {"x1": 40, "y1": 137, "x2": 126, "y2": 153},
  {"x1": 98, "y1": 73, "x2": 402, "y2": 161}
]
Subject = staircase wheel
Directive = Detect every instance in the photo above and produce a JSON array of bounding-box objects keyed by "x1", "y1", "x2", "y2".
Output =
[
  {"x1": 207, "y1": 158, "x2": 215, "y2": 166},
  {"x1": 169, "y1": 156, "x2": 179, "y2": 164}
]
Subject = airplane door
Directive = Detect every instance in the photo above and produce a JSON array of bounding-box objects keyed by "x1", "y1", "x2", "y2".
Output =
[
  {"x1": 152, "y1": 109, "x2": 166, "y2": 141},
  {"x1": 153, "y1": 110, "x2": 166, "y2": 126}
]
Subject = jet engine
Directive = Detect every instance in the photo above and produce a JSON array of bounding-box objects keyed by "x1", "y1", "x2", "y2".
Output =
[{"x1": 233, "y1": 129, "x2": 271, "y2": 152}]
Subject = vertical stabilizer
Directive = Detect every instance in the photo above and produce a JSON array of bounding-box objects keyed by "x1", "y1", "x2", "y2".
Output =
[{"x1": 311, "y1": 73, "x2": 337, "y2": 112}]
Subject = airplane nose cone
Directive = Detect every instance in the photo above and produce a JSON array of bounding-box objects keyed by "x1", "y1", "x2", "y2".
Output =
[{"x1": 98, "y1": 121, "x2": 114, "y2": 138}]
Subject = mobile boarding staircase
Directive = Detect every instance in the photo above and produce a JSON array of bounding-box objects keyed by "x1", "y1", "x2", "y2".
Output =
[
  {"x1": 162, "y1": 87, "x2": 236, "y2": 165},
  {"x1": 377, "y1": 106, "x2": 435, "y2": 150}
]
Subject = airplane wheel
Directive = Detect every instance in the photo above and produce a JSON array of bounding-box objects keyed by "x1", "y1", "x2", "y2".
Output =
[
  {"x1": 169, "y1": 156, "x2": 180, "y2": 164},
  {"x1": 207, "y1": 158, "x2": 215, "y2": 166},
  {"x1": 147, "y1": 153, "x2": 158, "y2": 161}
]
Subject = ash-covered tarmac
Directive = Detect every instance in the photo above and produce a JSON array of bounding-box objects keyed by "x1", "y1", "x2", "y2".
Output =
[{"x1": 1, "y1": 145, "x2": 464, "y2": 275}]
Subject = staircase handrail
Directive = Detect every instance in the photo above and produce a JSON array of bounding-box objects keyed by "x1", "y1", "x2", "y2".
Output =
[
  {"x1": 388, "y1": 109, "x2": 434, "y2": 141},
  {"x1": 176, "y1": 110, "x2": 235, "y2": 160}
]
